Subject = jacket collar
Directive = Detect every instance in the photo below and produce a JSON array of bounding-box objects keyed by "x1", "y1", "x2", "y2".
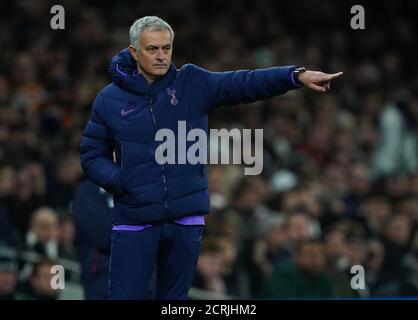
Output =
[{"x1": 109, "y1": 48, "x2": 177, "y2": 96}]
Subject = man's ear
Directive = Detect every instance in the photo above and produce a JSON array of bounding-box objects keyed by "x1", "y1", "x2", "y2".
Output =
[{"x1": 128, "y1": 45, "x2": 138, "y2": 61}]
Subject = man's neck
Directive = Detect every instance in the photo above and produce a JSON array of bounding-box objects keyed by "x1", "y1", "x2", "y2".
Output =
[{"x1": 137, "y1": 65, "x2": 157, "y2": 85}]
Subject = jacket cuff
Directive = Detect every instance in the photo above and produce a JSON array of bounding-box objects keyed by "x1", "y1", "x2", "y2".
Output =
[{"x1": 288, "y1": 66, "x2": 304, "y2": 88}]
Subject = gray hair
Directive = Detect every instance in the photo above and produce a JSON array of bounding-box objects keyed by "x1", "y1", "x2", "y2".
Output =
[{"x1": 129, "y1": 16, "x2": 175, "y2": 49}]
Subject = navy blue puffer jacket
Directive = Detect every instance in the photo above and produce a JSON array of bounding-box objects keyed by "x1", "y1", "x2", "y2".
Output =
[{"x1": 80, "y1": 48, "x2": 301, "y2": 225}]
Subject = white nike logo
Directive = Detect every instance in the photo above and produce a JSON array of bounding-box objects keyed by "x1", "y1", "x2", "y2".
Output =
[{"x1": 121, "y1": 108, "x2": 136, "y2": 116}]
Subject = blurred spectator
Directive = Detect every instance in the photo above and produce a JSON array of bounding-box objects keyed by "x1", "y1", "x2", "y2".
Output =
[
  {"x1": 215, "y1": 234, "x2": 244, "y2": 298},
  {"x1": 0, "y1": 246, "x2": 19, "y2": 300},
  {"x1": 254, "y1": 215, "x2": 290, "y2": 275},
  {"x1": 16, "y1": 258, "x2": 58, "y2": 300},
  {"x1": 47, "y1": 152, "x2": 82, "y2": 211},
  {"x1": 260, "y1": 240, "x2": 333, "y2": 299},
  {"x1": 193, "y1": 237, "x2": 228, "y2": 299},
  {"x1": 25, "y1": 207, "x2": 60, "y2": 259},
  {"x1": 287, "y1": 211, "x2": 319, "y2": 244},
  {"x1": 0, "y1": 166, "x2": 16, "y2": 207},
  {"x1": 0, "y1": 207, "x2": 20, "y2": 248},
  {"x1": 342, "y1": 163, "x2": 373, "y2": 217},
  {"x1": 322, "y1": 224, "x2": 355, "y2": 297},
  {"x1": 17, "y1": 207, "x2": 60, "y2": 283},
  {"x1": 400, "y1": 232, "x2": 418, "y2": 296},
  {"x1": 251, "y1": 214, "x2": 290, "y2": 296},
  {"x1": 58, "y1": 214, "x2": 77, "y2": 261},
  {"x1": 361, "y1": 196, "x2": 391, "y2": 237},
  {"x1": 365, "y1": 239, "x2": 385, "y2": 295},
  {"x1": 373, "y1": 98, "x2": 418, "y2": 179},
  {"x1": 380, "y1": 214, "x2": 412, "y2": 286},
  {"x1": 6, "y1": 163, "x2": 48, "y2": 235}
]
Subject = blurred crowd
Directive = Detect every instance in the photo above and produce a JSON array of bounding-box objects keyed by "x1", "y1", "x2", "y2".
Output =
[{"x1": 1, "y1": 0, "x2": 418, "y2": 299}]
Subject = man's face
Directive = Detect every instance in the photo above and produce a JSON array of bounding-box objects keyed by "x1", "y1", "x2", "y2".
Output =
[
  {"x1": 129, "y1": 29, "x2": 172, "y2": 82},
  {"x1": 296, "y1": 243, "x2": 326, "y2": 276},
  {"x1": 0, "y1": 271, "x2": 17, "y2": 295},
  {"x1": 32, "y1": 210, "x2": 59, "y2": 244},
  {"x1": 31, "y1": 264, "x2": 55, "y2": 297}
]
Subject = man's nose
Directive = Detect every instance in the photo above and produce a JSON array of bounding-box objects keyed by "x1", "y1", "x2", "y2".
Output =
[{"x1": 156, "y1": 49, "x2": 165, "y2": 59}]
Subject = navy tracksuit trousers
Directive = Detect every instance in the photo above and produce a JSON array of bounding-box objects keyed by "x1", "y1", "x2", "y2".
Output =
[{"x1": 109, "y1": 223, "x2": 203, "y2": 300}]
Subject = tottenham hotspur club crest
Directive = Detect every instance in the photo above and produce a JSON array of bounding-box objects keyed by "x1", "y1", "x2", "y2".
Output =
[{"x1": 166, "y1": 88, "x2": 178, "y2": 106}]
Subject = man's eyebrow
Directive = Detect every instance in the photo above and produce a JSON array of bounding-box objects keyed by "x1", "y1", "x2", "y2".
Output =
[{"x1": 145, "y1": 44, "x2": 171, "y2": 49}]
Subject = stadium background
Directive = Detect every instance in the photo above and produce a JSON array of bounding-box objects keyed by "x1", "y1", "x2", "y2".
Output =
[{"x1": 0, "y1": 0, "x2": 418, "y2": 299}]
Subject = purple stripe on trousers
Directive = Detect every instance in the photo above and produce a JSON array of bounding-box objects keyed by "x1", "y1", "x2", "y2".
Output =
[
  {"x1": 112, "y1": 215, "x2": 205, "y2": 231},
  {"x1": 112, "y1": 224, "x2": 152, "y2": 231},
  {"x1": 174, "y1": 215, "x2": 205, "y2": 225}
]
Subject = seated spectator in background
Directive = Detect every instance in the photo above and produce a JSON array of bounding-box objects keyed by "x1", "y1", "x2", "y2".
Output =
[
  {"x1": 0, "y1": 166, "x2": 16, "y2": 208},
  {"x1": 342, "y1": 163, "x2": 372, "y2": 217},
  {"x1": 58, "y1": 214, "x2": 78, "y2": 261},
  {"x1": 19, "y1": 207, "x2": 60, "y2": 281},
  {"x1": 16, "y1": 258, "x2": 58, "y2": 300},
  {"x1": 251, "y1": 214, "x2": 290, "y2": 296},
  {"x1": 231, "y1": 176, "x2": 273, "y2": 240},
  {"x1": 287, "y1": 211, "x2": 320, "y2": 246},
  {"x1": 0, "y1": 207, "x2": 20, "y2": 248},
  {"x1": 47, "y1": 152, "x2": 81, "y2": 211},
  {"x1": 25, "y1": 207, "x2": 60, "y2": 259},
  {"x1": 193, "y1": 238, "x2": 227, "y2": 299},
  {"x1": 400, "y1": 232, "x2": 418, "y2": 296},
  {"x1": 0, "y1": 246, "x2": 18, "y2": 300},
  {"x1": 380, "y1": 213, "x2": 412, "y2": 290},
  {"x1": 382, "y1": 174, "x2": 410, "y2": 203},
  {"x1": 0, "y1": 166, "x2": 21, "y2": 244},
  {"x1": 361, "y1": 195, "x2": 391, "y2": 237},
  {"x1": 372, "y1": 97, "x2": 418, "y2": 179},
  {"x1": 6, "y1": 163, "x2": 48, "y2": 236},
  {"x1": 322, "y1": 224, "x2": 357, "y2": 298},
  {"x1": 365, "y1": 239, "x2": 385, "y2": 295},
  {"x1": 260, "y1": 239, "x2": 334, "y2": 299},
  {"x1": 213, "y1": 234, "x2": 244, "y2": 298},
  {"x1": 396, "y1": 196, "x2": 418, "y2": 226},
  {"x1": 280, "y1": 186, "x2": 324, "y2": 220},
  {"x1": 249, "y1": 210, "x2": 319, "y2": 296}
]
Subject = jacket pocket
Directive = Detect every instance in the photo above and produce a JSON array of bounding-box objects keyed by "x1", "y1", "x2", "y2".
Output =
[{"x1": 119, "y1": 140, "x2": 155, "y2": 194}]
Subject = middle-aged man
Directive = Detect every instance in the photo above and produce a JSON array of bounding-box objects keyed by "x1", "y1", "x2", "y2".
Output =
[{"x1": 80, "y1": 16, "x2": 343, "y2": 299}]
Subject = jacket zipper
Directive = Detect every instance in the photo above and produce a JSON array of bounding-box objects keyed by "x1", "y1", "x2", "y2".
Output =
[
  {"x1": 119, "y1": 142, "x2": 124, "y2": 190},
  {"x1": 148, "y1": 95, "x2": 169, "y2": 210}
]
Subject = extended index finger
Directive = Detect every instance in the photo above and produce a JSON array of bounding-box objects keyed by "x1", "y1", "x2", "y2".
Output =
[{"x1": 324, "y1": 72, "x2": 344, "y2": 80}]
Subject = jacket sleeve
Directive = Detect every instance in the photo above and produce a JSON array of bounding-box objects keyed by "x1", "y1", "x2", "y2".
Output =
[
  {"x1": 80, "y1": 93, "x2": 123, "y2": 195},
  {"x1": 189, "y1": 64, "x2": 302, "y2": 115}
]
